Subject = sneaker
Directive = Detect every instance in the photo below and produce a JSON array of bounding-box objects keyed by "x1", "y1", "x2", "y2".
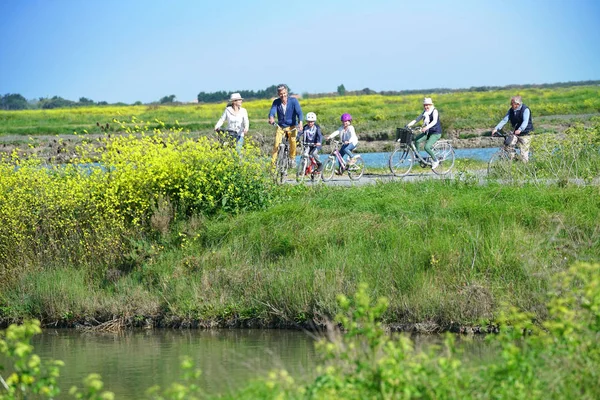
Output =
[
  {"x1": 431, "y1": 160, "x2": 440, "y2": 169},
  {"x1": 334, "y1": 168, "x2": 343, "y2": 175},
  {"x1": 348, "y1": 157, "x2": 357, "y2": 165}
]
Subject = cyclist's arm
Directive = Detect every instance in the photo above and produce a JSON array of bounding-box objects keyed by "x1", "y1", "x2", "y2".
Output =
[
  {"x1": 315, "y1": 126, "x2": 324, "y2": 147},
  {"x1": 406, "y1": 112, "x2": 424, "y2": 127},
  {"x1": 515, "y1": 108, "x2": 530, "y2": 135},
  {"x1": 215, "y1": 108, "x2": 228, "y2": 130},
  {"x1": 493, "y1": 110, "x2": 510, "y2": 134},
  {"x1": 242, "y1": 109, "x2": 249, "y2": 135},
  {"x1": 268, "y1": 100, "x2": 279, "y2": 124},
  {"x1": 295, "y1": 99, "x2": 303, "y2": 131},
  {"x1": 327, "y1": 127, "x2": 341, "y2": 140}
]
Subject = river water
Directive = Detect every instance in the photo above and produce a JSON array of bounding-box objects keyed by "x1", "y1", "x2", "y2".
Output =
[
  {"x1": 29, "y1": 329, "x2": 316, "y2": 398},
  {"x1": 311, "y1": 147, "x2": 498, "y2": 168},
  {"x1": 18, "y1": 329, "x2": 494, "y2": 398}
]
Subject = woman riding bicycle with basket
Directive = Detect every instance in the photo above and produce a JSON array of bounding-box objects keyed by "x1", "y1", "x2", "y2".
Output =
[
  {"x1": 214, "y1": 92, "x2": 249, "y2": 153},
  {"x1": 297, "y1": 112, "x2": 324, "y2": 172},
  {"x1": 406, "y1": 97, "x2": 442, "y2": 169},
  {"x1": 327, "y1": 113, "x2": 359, "y2": 175}
]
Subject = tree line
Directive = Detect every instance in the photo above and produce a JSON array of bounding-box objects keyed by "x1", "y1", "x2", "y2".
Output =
[{"x1": 2, "y1": 80, "x2": 599, "y2": 111}]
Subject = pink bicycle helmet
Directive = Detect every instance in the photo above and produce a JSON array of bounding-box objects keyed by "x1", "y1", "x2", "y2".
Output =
[{"x1": 341, "y1": 113, "x2": 352, "y2": 122}]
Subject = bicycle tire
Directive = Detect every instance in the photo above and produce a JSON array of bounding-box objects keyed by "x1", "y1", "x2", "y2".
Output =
[
  {"x1": 348, "y1": 157, "x2": 365, "y2": 180},
  {"x1": 275, "y1": 145, "x2": 288, "y2": 184},
  {"x1": 432, "y1": 141, "x2": 455, "y2": 175},
  {"x1": 487, "y1": 150, "x2": 512, "y2": 179},
  {"x1": 296, "y1": 157, "x2": 308, "y2": 183},
  {"x1": 389, "y1": 146, "x2": 414, "y2": 176},
  {"x1": 322, "y1": 157, "x2": 336, "y2": 182}
]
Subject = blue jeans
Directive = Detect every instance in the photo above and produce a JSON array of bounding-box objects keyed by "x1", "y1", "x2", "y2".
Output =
[
  {"x1": 236, "y1": 135, "x2": 244, "y2": 153},
  {"x1": 339, "y1": 143, "x2": 356, "y2": 166}
]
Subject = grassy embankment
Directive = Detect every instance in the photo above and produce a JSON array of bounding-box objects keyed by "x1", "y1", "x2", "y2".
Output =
[
  {"x1": 1, "y1": 179, "x2": 598, "y2": 329},
  {"x1": 0, "y1": 99, "x2": 599, "y2": 330}
]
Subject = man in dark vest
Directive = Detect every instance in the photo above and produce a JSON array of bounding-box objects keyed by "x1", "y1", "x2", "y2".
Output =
[{"x1": 491, "y1": 95, "x2": 534, "y2": 162}]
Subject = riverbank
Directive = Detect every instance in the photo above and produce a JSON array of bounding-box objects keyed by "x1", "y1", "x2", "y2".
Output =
[{"x1": 2, "y1": 181, "x2": 598, "y2": 331}]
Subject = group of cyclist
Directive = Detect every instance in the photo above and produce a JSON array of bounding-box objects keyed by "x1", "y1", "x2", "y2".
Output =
[{"x1": 215, "y1": 82, "x2": 534, "y2": 171}]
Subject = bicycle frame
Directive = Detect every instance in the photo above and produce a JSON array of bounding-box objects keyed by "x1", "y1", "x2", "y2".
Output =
[
  {"x1": 327, "y1": 141, "x2": 348, "y2": 170},
  {"x1": 389, "y1": 127, "x2": 455, "y2": 176},
  {"x1": 271, "y1": 123, "x2": 297, "y2": 184}
]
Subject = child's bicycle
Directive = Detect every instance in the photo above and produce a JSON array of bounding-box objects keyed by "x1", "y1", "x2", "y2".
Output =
[
  {"x1": 487, "y1": 129, "x2": 534, "y2": 178},
  {"x1": 321, "y1": 140, "x2": 365, "y2": 182},
  {"x1": 388, "y1": 127, "x2": 455, "y2": 177},
  {"x1": 271, "y1": 123, "x2": 296, "y2": 184},
  {"x1": 296, "y1": 142, "x2": 322, "y2": 183}
]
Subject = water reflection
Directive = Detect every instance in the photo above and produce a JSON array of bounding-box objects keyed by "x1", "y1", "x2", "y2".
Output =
[
  {"x1": 26, "y1": 329, "x2": 496, "y2": 398},
  {"x1": 32, "y1": 329, "x2": 317, "y2": 398}
]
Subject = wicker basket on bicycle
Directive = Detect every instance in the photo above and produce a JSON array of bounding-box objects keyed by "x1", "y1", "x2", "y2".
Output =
[{"x1": 396, "y1": 128, "x2": 413, "y2": 144}]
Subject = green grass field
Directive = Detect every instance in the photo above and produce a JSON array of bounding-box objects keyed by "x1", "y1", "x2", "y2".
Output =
[{"x1": 1, "y1": 85, "x2": 599, "y2": 139}]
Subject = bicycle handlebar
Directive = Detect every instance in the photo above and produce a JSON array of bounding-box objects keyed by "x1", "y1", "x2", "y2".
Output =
[{"x1": 215, "y1": 128, "x2": 238, "y2": 134}]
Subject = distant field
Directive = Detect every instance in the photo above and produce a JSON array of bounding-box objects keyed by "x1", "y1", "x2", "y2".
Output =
[{"x1": 1, "y1": 85, "x2": 599, "y2": 139}]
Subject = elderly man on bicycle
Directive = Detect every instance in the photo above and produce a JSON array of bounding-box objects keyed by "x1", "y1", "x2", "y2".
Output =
[
  {"x1": 491, "y1": 95, "x2": 534, "y2": 162},
  {"x1": 268, "y1": 84, "x2": 303, "y2": 168}
]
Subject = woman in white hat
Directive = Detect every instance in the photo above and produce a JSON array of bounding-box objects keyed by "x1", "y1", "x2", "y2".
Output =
[
  {"x1": 406, "y1": 97, "x2": 442, "y2": 169},
  {"x1": 214, "y1": 92, "x2": 249, "y2": 152}
]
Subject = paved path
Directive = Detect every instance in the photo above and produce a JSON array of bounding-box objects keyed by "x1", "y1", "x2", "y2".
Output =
[{"x1": 287, "y1": 169, "x2": 600, "y2": 187}]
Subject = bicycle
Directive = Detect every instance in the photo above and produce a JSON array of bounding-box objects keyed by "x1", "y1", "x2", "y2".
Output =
[
  {"x1": 296, "y1": 142, "x2": 322, "y2": 183},
  {"x1": 215, "y1": 128, "x2": 240, "y2": 146},
  {"x1": 321, "y1": 140, "x2": 365, "y2": 182},
  {"x1": 388, "y1": 127, "x2": 455, "y2": 177},
  {"x1": 271, "y1": 123, "x2": 296, "y2": 184},
  {"x1": 487, "y1": 129, "x2": 534, "y2": 178}
]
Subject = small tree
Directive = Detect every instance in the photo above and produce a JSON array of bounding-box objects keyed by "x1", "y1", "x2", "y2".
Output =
[
  {"x1": 159, "y1": 95, "x2": 176, "y2": 104},
  {"x1": 0, "y1": 93, "x2": 29, "y2": 110},
  {"x1": 337, "y1": 84, "x2": 346, "y2": 96}
]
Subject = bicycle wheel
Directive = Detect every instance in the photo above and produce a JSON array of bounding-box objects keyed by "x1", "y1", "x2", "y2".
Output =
[
  {"x1": 389, "y1": 146, "x2": 414, "y2": 176},
  {"x1": 432, "y1": 141, "x2": 455, "y2": 175},
  {"x1": 322, "y1": 157, "x2": 336, "y2": 182},
  {"x1": 348, "y1": 157, "x2": 365, "y2": 180},
  {"x1": 487, "y1": 150, "x2": 512, "y2": 179},
  {"x1": 296, "y1": 157, "x2": 308, "y2": 183},
  {"x1": 275, "y1": 146, "x2": 287, "y2": 184}
]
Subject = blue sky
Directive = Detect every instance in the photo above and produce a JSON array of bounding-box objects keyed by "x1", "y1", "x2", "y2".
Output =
[{"x1": 1, "y1": 0, "x2": 599, "y2": 104}]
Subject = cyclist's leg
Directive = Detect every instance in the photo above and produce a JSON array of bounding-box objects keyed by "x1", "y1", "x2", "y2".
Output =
[
  {"x1": 310, "y1": 146, "x2": 322, "y2": 170},
  {"x1": 236, "y1": 135, "x2": 244, "y2": 153},
  {"x1": 344, "y1": 143, "x2": 357, "y2": 164},
  {"x1": 424, "y1": 134, "x2": 441, "y2": 161},
  {"x1": 517, "y1": 135, "x2": 531, "y2": 162},
  {"x1": 414, "y1": 132, "x2": 427, "y2": 156},
  {"x1": 271, "y1": 126, "x2": 284, "y2": 165},
  {"x1": 339, "y1": 143, "x2": 350, "y2": 167},
  {"x1": 289, "y1": 130, "x2": 298, "y2": 158}
]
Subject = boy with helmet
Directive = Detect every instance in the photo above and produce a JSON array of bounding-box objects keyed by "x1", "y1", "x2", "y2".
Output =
[
  {"x1": 407, "y1": 97, "x2": 442, "y2": 169},
  {"x1": 327, "y1": 113, "x2": 359, "y2": 173},
  {"x1": 297, "y1": 112, "x2": 324, "y2": 171}
]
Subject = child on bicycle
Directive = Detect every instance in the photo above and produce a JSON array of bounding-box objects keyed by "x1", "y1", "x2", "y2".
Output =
[
  {"x1": 327, "y1": 113, "x2": 359, "y2": 174},
  {"x1": 297, "y1": 112, "x2": 324, "y2": 171},
  {"x1": 406, "y1": 97, "x2": 442, "y2": 169}
]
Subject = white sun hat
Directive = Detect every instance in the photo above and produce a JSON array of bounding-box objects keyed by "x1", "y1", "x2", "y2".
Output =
[
  {"x1": 229, "y1": 93, "x2": 243, "y2": 101},
  {"x1": 423, "y1": 97, "x2": 433, "y2": 105}
]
